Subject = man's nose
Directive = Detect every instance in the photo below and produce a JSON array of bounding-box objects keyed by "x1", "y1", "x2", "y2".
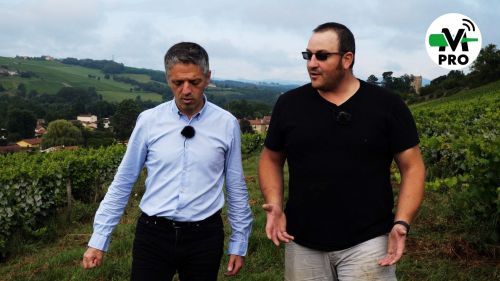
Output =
[
  {"x1": 181, "y1": 81, "x2": 191, "y2": 94},
  {"x1": 307, "y1": 55, "x2": 319, "y2": 68}
]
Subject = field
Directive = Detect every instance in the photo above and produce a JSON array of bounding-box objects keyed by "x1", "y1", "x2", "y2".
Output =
[{"x1": 0, "y1": 57, "x2": 162, "y2": 102}]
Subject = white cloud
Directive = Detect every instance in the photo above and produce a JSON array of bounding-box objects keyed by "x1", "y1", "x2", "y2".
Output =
[{"x1": 0, "y1": 0, "x2": 498, "y2": 82}]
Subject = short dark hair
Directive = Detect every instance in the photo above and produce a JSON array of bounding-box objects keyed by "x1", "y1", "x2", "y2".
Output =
[
  {"x1": 314, "y1": 22, "x2": 355, "y2": 68},
  {"x1": 164, "y1": 42, "x2": 210, "y2": 76}
]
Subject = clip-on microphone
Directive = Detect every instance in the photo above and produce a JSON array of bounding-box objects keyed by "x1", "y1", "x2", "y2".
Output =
[{"x1": 181, "y1": 125, "x2": 195, "y2": 138}]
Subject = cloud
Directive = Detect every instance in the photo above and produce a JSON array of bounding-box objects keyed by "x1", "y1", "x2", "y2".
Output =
[{"x1": 0, "y1": 0, "x2": 498, "y2": 82}]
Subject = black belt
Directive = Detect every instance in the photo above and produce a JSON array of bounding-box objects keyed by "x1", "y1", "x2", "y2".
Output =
[{"x1": 140, "y1": 210, "x2": 221, "y2": 228}]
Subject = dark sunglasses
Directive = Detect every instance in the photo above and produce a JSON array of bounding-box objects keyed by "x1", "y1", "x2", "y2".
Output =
[
  {"x1": 181, "y1": 125, "x2": 195, "y2": 138},
  {"x1": 302, "y1": 51, "x2": 345, "y2": 61},
  {"x1": 335, "y1": 111, "x2": 352, "y2": 126}
]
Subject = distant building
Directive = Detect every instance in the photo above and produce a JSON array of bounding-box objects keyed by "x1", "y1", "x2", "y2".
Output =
[
  {"x1": 0, "y1": 67, "x2": 17, "y2": 76},
  {"x1": 102, "y1": 118, "x2": 111, "y2": 129},
  {"x1": 411, "y1": 75, "x2": 423, "y2": 95},
  {"x1": 77, "y1": 114, "x2": 98, "y2": 129},
  {"x1": 249, "y1": 116, "x2": 271, "y2": 133},
  {"x1": 35, "y1": 125, "x2": 47, "y2": 137},
  {"x1": 17, "y1": 138, "x2": 42, "y2": 148},
  {"x1": 41, "y1": 55, "x2": 55, "y2": 61},
  {"x1": 37, "y1": 119, "x2": 46, "y2": 126}
]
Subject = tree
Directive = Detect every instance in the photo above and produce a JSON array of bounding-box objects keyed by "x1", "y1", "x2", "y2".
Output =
[
  {"x1": 28, "y1": 89, "x2": 39, "y2": 99},
  {"x1": 17, "y1": 83, "x2": 27, "y2": 97},
  {"x1": 392, "y1": 74, "x2": 413, "y2": 93},
  {"x1": 470, "y1": 44, "x2": 500, "y2": 85},
  {"x1": 239, "y1": 119, "x2": 254, "y2": 134},
  {"x1": 6, "y1": 109, "x2": 36, "y2": 140},
  {"x1": 0, "y1": 83, "x2": 5, "y2": 92},
  {"x1": 87, "y1": 100, "x2": 116, "y2": 118},
  {"x1": 41, "y1": 119, "x2": 83, "y2": 149},
  {"x1": 112, "y1": 99, "x2": 140, "y2": 141},
  {"x1": 367, "y1": 75, "x2": 379, "y2": 85},
  {"x1": 381, "y1": 71, "x2": 394, "y2": 90}
]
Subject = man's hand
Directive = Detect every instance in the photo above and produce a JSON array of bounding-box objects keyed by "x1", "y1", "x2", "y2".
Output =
[
  {"x1": 378, "y1": 224, "x2": 407, "y2": 266},
  {"x1": 224, "y1": 254, "x2": 244, "y2": 276},
  {"x1": 82, "y1": 247, "x2": 104, "y2": 269},
  {"x1": 262, "y1": 203, "x2": 294, "y2": 246}
]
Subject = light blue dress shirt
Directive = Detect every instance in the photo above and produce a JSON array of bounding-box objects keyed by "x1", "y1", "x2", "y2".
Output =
[{"x1": 88, "y1": 97, "x2": 253, "y2": 256}]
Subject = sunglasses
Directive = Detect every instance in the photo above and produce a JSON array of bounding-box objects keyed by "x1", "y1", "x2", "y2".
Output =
[{"x1": 302, "y1": 51, "x2": 345, "y2": 61}]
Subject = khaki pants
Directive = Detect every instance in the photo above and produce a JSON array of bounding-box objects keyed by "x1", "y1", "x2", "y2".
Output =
[{"x1": 285, "y1": 235, "x2": 397, "y2": 281}]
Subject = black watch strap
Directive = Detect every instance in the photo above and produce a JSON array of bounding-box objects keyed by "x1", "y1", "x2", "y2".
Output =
[{"x1": 393, "y1": 220, "x2": 410, "y2": 234}]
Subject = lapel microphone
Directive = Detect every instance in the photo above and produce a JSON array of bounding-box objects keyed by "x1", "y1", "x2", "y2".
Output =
[{"x1": 181, "y1": 125, "x2": 195, "y2": 138}]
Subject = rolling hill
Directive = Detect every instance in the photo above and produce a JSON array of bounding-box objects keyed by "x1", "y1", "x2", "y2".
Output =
[
  {"x1": 0, "y1": 57, "x2": 163, "y2": 102},
  {"x1": 0, "y1": 56, "x2": 294, "y2": 105}
]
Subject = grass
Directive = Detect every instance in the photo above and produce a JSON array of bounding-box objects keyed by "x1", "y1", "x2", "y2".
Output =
[
  {"x1": 410, "y1": 80, "x2": 500, "y2": 109},
  {"x1": 99, "y1": 91, "x2": 162, "y2": 103},
  {"x1": 113, "y1": 74, "x2": 152, "y2": 83},
  {"x1": 1, "y1": 152, "x2": 497, "y2": 280}
]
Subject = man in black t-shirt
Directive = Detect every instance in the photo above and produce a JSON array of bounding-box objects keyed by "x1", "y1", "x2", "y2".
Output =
[{"x1": 259, "y1": 22, "x2": 425, "y2": 281}]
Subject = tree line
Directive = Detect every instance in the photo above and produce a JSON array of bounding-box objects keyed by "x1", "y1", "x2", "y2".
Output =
[
  {"x1": 365, "y1": 43, "x2": 499, "y2": 103},
  {"x1": 0, "y1": 86, "x2": 155, "y2": 145}
]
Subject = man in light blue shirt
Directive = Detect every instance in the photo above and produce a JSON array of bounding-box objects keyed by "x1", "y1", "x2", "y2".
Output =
[{"x1": 82, "y1": 42, "x2": 253, "y2": 281}]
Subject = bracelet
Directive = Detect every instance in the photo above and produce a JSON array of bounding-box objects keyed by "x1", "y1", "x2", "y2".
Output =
[{"x1": 393, "y1": 220, "x2": 410, "y2": 235}]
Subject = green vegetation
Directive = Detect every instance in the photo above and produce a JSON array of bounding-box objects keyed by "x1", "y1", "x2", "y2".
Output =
[
  {"x1": 0, "y1": 54, "x2": 498, "y2": 279},
  {"x1": 0, "y1": 57, "x2": 162, "y2": 102},
  {"x1": 0, "y1": 145, "x2": 127, "y2": 257},
  {"x1": 0, "y1": 81, "x2": 498, "y2": 279},
  {"x1": 114, "y1": 74, "x2": 152, "y2": 83},
  {"x1": 41, "y1": 120, "x2": 83, "y2": 149},
  {"x1": 111, "y1": 99, "x2": 140, "y2": 141},
  {"x1": 410, "y1": 80, "x2": 499, "y2": 254},
  {"x1": 98, "y1": 90, "x2": 161, "y2": 103}
]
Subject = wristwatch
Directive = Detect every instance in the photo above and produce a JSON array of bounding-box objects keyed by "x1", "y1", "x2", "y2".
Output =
[{"x1": 393, "y1": 220, "x2": 410, "y2": 235}]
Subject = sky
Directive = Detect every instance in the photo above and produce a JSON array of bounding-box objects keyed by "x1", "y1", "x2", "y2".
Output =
[{"x1": 0, "y1": 0, "x2": 498, "y2": 84}]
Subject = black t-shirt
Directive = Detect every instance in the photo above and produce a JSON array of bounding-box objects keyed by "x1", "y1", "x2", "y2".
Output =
[{"x1": 264, "y1": 80, "x2": 419, "y2": 251}]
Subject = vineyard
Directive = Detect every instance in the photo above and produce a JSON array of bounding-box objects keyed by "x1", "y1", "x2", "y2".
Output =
[
  {"x1": 0, "y1": 145, "x2": 126, "y2": 255},
  {"x1": 411, "y1": 80, "x2": 499, "y2": 251},
  {"x1": 0, "y1": 81, "x2": 498, "y2": 280},
  {"x1": 0, "y1": 133, "x2": 265, "y2": 257}
]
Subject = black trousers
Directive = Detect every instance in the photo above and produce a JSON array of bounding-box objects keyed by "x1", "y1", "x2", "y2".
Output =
[{"x1": 131, "y1": 212, "x2": 224, "y2": 281}]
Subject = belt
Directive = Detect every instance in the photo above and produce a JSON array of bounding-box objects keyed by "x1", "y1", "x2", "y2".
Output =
[{"x1": 140, "y1": 210, "x2": 222, "y2": 228}]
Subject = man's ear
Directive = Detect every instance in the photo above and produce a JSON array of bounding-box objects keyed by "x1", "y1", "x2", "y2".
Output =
[{"x1": 342, "y1": 52, "x2": 354, "y2": 69}]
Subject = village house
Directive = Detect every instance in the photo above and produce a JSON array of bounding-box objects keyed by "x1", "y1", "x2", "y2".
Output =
[
  {"x1": 41, "y1": 55, "x2": 55, "y2": 61},
  {"x1": 102, "y1": 118, "x2": 111, "y2": 129},
  {"x1": 0, "y1": 67, "x2": 18, "y2": 76},
  {"x1": 16, "y1": 138, "x2": 42, "y2": 148},
  {"x1": 248, "y1": 116, "x2": 271, "y2": 133},
  {"x1": 35, "y1": 126, "x2": 47, "y2": 137},
  {"x1": 77, "y1": 114, "x2": 98, "y2": 129}
]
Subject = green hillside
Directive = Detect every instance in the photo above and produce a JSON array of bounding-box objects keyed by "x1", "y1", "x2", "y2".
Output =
[
  {"x1": 0, "y1": 57, "x2": 290, "y2": 106},
  {"x1": 0, "y1": 57, "x2": 162, "y2": 102},
  {"x1": 411, "y1": 79, "x2": 500, "y2": 109}
]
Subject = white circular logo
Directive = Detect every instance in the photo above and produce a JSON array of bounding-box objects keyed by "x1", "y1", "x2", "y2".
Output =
[{"x1": 425, "y1": 13, "x2": 482, "y2": 70}]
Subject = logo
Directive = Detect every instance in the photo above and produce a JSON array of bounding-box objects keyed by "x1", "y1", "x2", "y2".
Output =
[{"x1": 425, "y1": 13, "x2": 482, "y2": 70}]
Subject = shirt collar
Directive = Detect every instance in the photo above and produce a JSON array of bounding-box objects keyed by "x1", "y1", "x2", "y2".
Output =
[{"x1": 170, "y1": 94, "x2": 209, "y2": 120}]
